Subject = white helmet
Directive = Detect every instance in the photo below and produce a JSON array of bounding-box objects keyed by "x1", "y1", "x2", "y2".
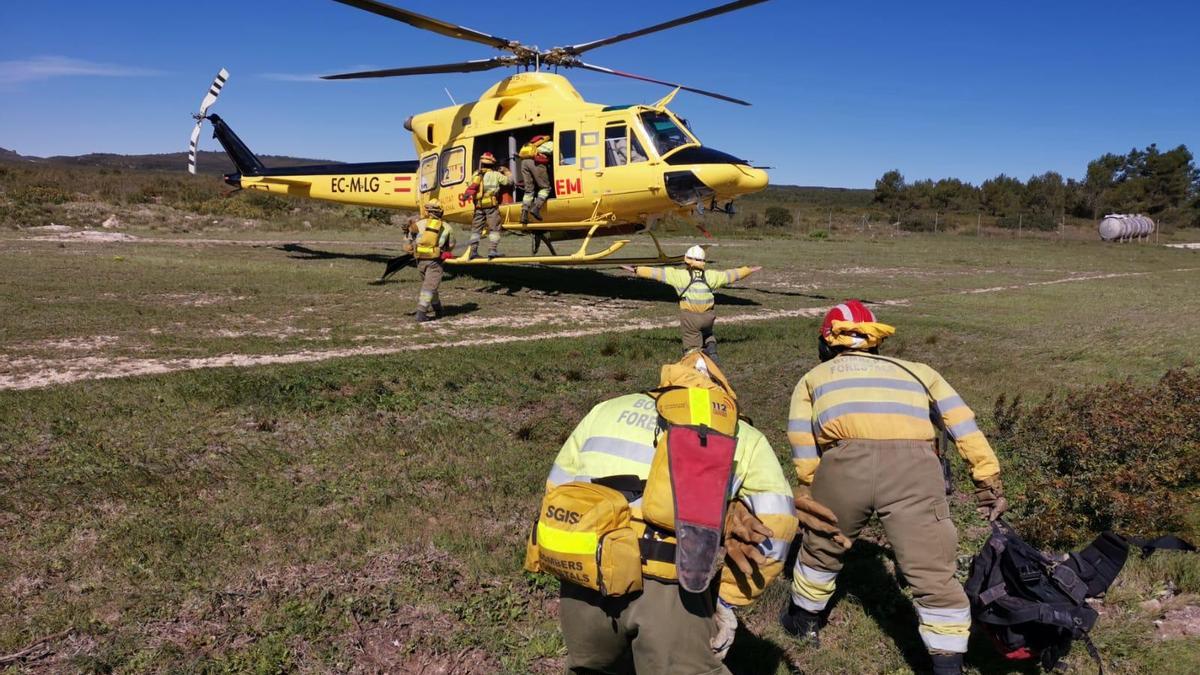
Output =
[{"x1": 684, "y1": 245, "x2": 706, "y2": 267}]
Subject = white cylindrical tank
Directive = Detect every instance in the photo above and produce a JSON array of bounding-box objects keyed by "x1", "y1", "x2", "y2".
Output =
[{"x1": 1099, "y1": 214, "x2": 1155, "y2": 241}]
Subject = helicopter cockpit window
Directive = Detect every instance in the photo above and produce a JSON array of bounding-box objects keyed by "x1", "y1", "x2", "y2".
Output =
[
  {"x1": 559, "y1": 131, "x2": 576, "y2": 166},
  {"x1": 605, "y1": 125, "x2": 628, "y2": 167},
  {"x1": 629, "y1": 132, "x2": 648, "y2": 164},
  {"x1": 639, "y1": 111, "x2": 695, "y2": 156}
]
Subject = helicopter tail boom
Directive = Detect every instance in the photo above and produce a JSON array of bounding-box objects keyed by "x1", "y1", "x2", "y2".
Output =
[{"x1": 207, "y1": 114, "x2": 266, "y2": 180}]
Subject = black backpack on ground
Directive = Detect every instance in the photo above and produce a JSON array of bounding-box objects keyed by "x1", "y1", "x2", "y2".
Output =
[{"x1": 965, "y1": 519, "x2": 1195, "y2": 673}]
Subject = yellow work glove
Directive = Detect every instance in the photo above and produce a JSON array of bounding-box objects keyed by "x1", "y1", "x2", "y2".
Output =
[
  {"x1": 794, "y1": 485, "x2": 852, "y2": 549},
  {"x1": 973, "y1": 475, "x2": 1009, "y2": 521},
  {"x1": 723, "y1": 500, "x2": 773, "y2": 576}
]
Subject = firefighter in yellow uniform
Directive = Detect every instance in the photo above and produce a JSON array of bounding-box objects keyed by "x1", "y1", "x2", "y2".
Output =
[
  {"x1": 407, "y1": 198, "x2": 455, "y2": 323},
  {"x1": 519, "y1": 134, "x2": 554, "y2": 224},
  {"x1": 624, "y1": 246, "x2": 760, "y2": 360},
  {"x1": 541, "y1": 352, "x2": 799, "y2": 674},
  {"x1": 781, "y1": 300, "x2": 1007, "y2": 675},
  {"x1": 459, "y1": 151, "x2": 511, "y2": 259}
]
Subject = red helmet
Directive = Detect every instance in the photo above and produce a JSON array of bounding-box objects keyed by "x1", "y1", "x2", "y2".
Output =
[
  {"x1": 820, "y1": 300, "x2": 876, "y2": 338},
  {"x1": 478, "y1": 152, "x2": 497, "y2": 166}
]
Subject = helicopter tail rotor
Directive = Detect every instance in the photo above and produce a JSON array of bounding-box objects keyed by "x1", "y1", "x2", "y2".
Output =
[{"x1": 188, "y1": 68, "x2": 229, "y2": 175}]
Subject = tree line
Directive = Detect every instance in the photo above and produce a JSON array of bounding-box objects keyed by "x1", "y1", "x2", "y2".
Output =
[{"x1": 874, "y1": 144, "x2": 1200, "y2": 229}]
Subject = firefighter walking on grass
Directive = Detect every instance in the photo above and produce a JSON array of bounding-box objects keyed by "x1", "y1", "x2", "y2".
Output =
[
  {"x1": 525, "y1": 351, "x2": 804, "y2": 674},
  {"x1": 780, "y1": 300, "x2": 1008, "y2": 675},
  {"x1": 519, "y1": 134, "x2": 554, "y2": 224},
  {"x1": 406, "y1": 198, "x2": 455, "y2": 323},
  {"x1": 622, "y1": 246, "x2": 760, "y2": 360},
  {"x1": 459, "y1": 151, "x2": 511, "y2": 259}
]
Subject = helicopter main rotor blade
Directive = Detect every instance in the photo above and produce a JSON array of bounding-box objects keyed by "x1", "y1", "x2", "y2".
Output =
[
  {"x1": 565, "y1": 0, "x2": 769, "y2": 55},
  {"x1": 573, "y1": 62, "x2": 750, "y2": 106},
  {"x1": 331, "y1": 0, "x2": 515, "y2": 50},
  {"x1": 322, "y1": 57, "x2": 510, "y2": 80}
]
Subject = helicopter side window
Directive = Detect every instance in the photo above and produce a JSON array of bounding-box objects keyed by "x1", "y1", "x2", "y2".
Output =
[
  {"x1": 639, "y1": 111, "x2": 694, "y2": 155},
  {"x1": 559, "y1": 131, "x2": 576, "y2": 166},
  {"x1": 438, "y1": 146, "x2": 466, "y2": 187},
  {"x1": 418, "y1": 154, "x2": 438, "y2": 193},
  {"x1": 604, "y1": 125, "x2": 628, "y2": 167}
]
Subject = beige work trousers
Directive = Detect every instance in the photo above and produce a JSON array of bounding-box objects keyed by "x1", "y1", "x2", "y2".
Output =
[
  {"x1": 521, "y1": 158, "x2": 550, "y2": 202},
  {"x1": 415, "y1": 259, "x2": 443, "y2": 312},
  {"x1": 470, "y1": 206, "x2": 502, "y2": 256},
  {"x1": 559, "y1": 579, "x2": 728, "y2": 675},
  {"x1": 679, "y1": 310, "x2": 717, "y2": 359},
  {"x1": 800, "y1": 439, "x2": 967, "y2": 611}
]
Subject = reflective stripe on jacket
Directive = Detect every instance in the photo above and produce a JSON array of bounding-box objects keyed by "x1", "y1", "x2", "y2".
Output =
[
  {"x1": 545, "y1": 392, "x2": 798, "y2": 606},
  {"x1": 473, "y1": 169, "x2": 509, "y2": 208},
  {"x1": 788, "y1": 352, "x2": 1000, "y2": 486},
  {"x1": 634, "y1": 265, "x2": 753, "y2": 313}
]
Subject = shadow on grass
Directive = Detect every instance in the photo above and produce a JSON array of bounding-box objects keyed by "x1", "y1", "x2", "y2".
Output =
[
  {"x1": 829, "y1": 540, "x2": 931, "y2": 673},
  {"x1": 276, "y1": 243, "x2": 398, "y2": 264},
  {"x1": 449, "y1": 265, "x2": 759, "y2": 305},
  {"x1": 275, "y1": 244, "x2": 762, "y2": 305},
  {"x1": 726, "y1": 621, "x2": 793, "y2": 674}
]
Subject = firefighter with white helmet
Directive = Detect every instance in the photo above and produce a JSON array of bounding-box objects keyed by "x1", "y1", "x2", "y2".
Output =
[{"x1": 622, "y1": 246, "x2": 760, "y2": 360}]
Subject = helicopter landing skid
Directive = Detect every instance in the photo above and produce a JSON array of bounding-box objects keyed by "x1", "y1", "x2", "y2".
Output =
[{"x1": 447, "y1": 223, "x2": 684, "y2": 266}]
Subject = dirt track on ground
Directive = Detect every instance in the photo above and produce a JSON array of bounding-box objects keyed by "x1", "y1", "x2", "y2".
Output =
[{"x1": 4, "y1": 266, "x2": 1197, "y2": 391}]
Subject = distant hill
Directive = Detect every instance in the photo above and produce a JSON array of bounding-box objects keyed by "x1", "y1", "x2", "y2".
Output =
[
  {"x1": 741, "y1": 184, "x2": 874, "y2": 208},
  {"x1": 0, "y1": 147, "x2": 342, "y2": 176}
]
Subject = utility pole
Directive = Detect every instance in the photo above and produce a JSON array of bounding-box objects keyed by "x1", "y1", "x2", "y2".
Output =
[
  {"x1": 934, "y1": 211, "x2": 939, "y2": 234},
  {"x1": 976, "y1": 212, "x2": 981, "y2": 237},
  {"x1": 1018, "y1": 213, "x2": 1023, "y2": 237}
]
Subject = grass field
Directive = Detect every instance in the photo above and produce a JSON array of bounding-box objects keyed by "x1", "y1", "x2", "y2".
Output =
[{"x1": 2, "y1": 226, "x2": 1200, "y2": 673}]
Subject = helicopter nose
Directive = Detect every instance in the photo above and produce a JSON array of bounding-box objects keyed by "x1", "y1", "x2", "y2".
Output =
[
  {"x1": 735, "y1": 165, "x2": 769, "y2": 193},
  {"x1": 691, "y1": 164, "x2": 769, "y2": 198}
]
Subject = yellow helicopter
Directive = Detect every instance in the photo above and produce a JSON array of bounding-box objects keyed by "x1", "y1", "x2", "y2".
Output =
[{"x1": 188, "y1": 0, "x2": 771, "y2": 266}]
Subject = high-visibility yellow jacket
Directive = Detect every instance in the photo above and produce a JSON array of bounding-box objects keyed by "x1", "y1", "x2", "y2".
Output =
[
  {"x1": 634, "y1": 266, "x2": 754, "y2": 313},
  {"x1": 788, "y1": 352, "x2": 1000, "y2": 486},
  {"x1": 470, "y1": 169, "x2": 510, "y2": 208},
  {"x1": 546, "y1": 392, "x2": 798, "y2": 606},
  {"x1": 411, "y1": 217, "x2": 454, "y2": 259}
]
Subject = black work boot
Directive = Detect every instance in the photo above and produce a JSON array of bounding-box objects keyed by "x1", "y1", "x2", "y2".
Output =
[
  {"x1": 529, "y1": 199, "x2": 544, "y2": 221},
  {"x1": 414, "y1": 310, "x2": 429, "y2": 324},
  {"x1": 930, "y1": 652, "x2": 963, "y2": 675},
  {"x1": 431, "y1": 302, "x2": 443, "y2": 318},
  {"x1": 520, "y1": 204, "x2": 530, "y2": 225},
  {"x1": 780, "y1": 600, "x2": 821, "y2": 647}
]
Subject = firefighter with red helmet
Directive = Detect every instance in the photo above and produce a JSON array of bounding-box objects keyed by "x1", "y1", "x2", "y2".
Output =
[
  {"x1": 518, "y1": 134, "x2": 554, "y2": 224},
  {"x1": 781, "y1": 300, "x2": 1007, "y2": 675},
  {"x1": 459, "y1": 151, "x2": 511, "y2": 259}
]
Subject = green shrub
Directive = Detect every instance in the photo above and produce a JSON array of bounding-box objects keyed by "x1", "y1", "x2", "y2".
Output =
[
  {"x1": 992, "y1": 369, "x2": 1200, "y2": 548},
  {"x1": 9, "y1": 184, "x2": 70, "y2": 206},
  {"x1": 808, "y1": 229, "x2": 829, "y2": 239},
  {"x1": 763, "y1": 205, "x2": 793, "y2": 228}
]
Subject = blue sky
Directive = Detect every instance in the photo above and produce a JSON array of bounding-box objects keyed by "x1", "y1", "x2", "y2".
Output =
[{"x1": 1, "y1": 0, "x2": 1197, "y2": 188}]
